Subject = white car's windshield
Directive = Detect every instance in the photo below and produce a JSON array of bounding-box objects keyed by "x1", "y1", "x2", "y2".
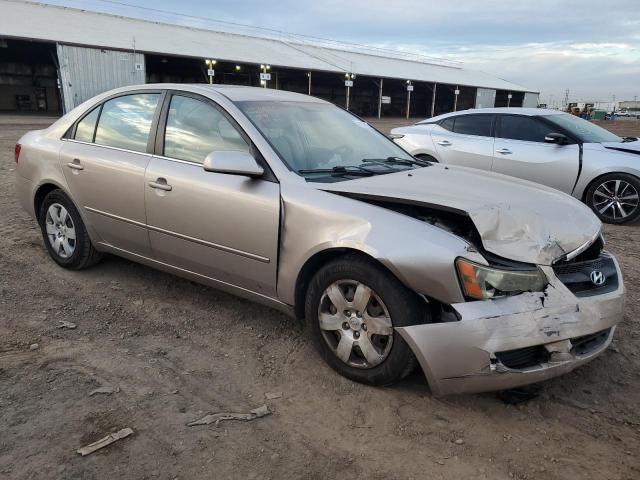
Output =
[
  {"x1": 542, "y1": 113, "x2": 623, "y2": 143},
  {"x1": 236, "y1": 101, "x2": 426, "y2": 181}
]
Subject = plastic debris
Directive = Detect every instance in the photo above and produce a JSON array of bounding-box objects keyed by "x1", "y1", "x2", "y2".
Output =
[
  {"x1": 76, "y1": 427, "x2": 133, "y2": 456},
  {"x1": 57, "y1": 320, "x2": 77, "y2": 329},
  {"x1": 187, "y1": 405, "x2": 271, "y2": 427},
  {"x1": 264, "y1": 392, "x2": 282, "y2": 400},
  {"x1": 89, "y1": 386, "x2": 119, "y2": 396}
]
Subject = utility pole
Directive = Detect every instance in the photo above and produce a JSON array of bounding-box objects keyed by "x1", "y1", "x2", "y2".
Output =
[
  {"x1": 205, "y1": 59, "x2": 216, "y2": 84},
  {"x1": 344, "y1": 73, "x2": 355, "y2": 111},
  {"x1": 260, "y1": 64, "x2": 271, "y2": 88},
  {"x1": 405, "y1": 80, "x2": 413, "y2": 119}
]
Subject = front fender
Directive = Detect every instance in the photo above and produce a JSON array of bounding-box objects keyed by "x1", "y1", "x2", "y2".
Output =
[
  {"x1": 276, "y1": 184, "x2": 482, "y2": 307},
  {"x1": 574, "y1": 147, "x2": 640, "y2": 199}
]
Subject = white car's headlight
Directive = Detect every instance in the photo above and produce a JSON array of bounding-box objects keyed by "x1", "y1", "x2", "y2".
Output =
[{"x1": 456, "y1": 258, "x2": 548, "y2": 300}]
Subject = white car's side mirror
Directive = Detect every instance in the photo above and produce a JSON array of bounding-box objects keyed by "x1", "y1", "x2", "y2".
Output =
[{"x1": 203, "y1": 150, "x2": 264, "y2": 178}]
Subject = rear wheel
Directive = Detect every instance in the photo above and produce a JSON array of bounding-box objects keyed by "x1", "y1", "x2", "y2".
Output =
[
  {"x1": 38, "y1": 189, "x2": 102, "y2": 269},
  {"x1": 305, "y1": 255, "x2": 428, "y2": 386},
  {"x1": 585, "y1": 173, "x2": 640, "y2": 224}
]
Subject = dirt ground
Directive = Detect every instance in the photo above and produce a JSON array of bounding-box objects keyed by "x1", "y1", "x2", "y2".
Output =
[{"x1": 1, "y1": 114, "x2": 639, "y2": 480}]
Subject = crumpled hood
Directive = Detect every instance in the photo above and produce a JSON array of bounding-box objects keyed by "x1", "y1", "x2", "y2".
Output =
[{"x1": 318, "y1": 164, "x2": 601, "y2": 265}]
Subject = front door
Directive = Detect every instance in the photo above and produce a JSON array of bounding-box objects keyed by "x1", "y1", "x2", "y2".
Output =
[
  {"x1": 144, "y1": 93, "x2": 280, "y2": 296},
  {"x1": 60, "y1": 92, "x2": 162, "y2": 256},
  {"x1": 492, "y1": 114, "x2": 579, "y2": 193}
]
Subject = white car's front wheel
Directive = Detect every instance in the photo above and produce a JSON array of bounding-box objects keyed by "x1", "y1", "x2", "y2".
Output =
[{"x1": 586, "y1": 173, "x2": 640, "y2": 224}]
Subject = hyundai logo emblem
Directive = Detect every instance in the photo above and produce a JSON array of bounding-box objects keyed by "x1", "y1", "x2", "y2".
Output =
[{"x1": 590, "y1": 270, "x2": 606, "y2": 286}]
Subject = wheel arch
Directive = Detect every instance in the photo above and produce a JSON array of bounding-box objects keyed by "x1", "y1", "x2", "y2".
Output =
[
  {"x1": 292, "y1": 247, "x2": 419, "y2": 320},
  {"x1": 34, "y1": 181, "x2": 67, "y2": 220},
  {"x1": 581, "y1": 171, "x2": 640, "y2": 202}
]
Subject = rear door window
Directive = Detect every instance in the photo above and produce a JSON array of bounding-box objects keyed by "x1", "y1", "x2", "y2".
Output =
[
  {"x1": 74, "y1": 106, "x2": 100, "y2": 143},
  {"x1": 497, "y1": 115, "x2": 552, "y2": 142},
  {"x1": 94, "y1": 93, "x2": 160, "y2": 152},
  {"x1": 439, "y1": 117, "x2": 455, "y2": 131},
  {"x1": 452, "y1": 114, "x2": 493, "y2": 137}
]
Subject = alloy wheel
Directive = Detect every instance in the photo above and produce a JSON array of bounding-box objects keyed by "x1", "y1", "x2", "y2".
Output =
[
  {"x1": 317, "y1": 279, "x2": 393, "y2": 369},
  {"x1": 593, "y1": 179, "x2": 640, "y2": 221},
  {"x1": 45, "y1": 203, "x2": 76, "y2": 259}
]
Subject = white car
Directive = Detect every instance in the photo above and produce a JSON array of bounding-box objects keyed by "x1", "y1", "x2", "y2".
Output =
[{"x1": 391, "y1": 108, "x2": 640, "y2": 224}]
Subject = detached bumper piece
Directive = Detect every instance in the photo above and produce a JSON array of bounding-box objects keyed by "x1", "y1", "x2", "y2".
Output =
[{"x1": 396, "y1": 257, "x2": 625, "y2": 396}]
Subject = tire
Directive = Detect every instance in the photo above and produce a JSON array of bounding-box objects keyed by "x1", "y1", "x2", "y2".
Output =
[
  {"x1": 415, "y1": 153, "x2": 438, "y2": 163},
  {"x1": 585, "y1": 173, "x2": 640, "y2": 224},
  {"x1": 305, "y1": 255, "x2": 429, "y2": 386},
  {"x1": 38, "y1": 189, "x2": 102, "y2": 269}
]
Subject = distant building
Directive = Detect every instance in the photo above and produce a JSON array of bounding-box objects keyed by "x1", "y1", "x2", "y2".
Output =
[{"x1": 0, "y1": 0, "x2": 539, "y2": 117}]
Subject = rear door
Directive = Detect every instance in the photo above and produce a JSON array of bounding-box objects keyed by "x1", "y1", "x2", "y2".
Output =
[
  {"x1": 492, "y1": 114, "x2": 579, "y2": 193},
  {"x1": 60, "y1": 92, "x2": 162, "y2": 256},
  {"x1": 430, "y1": 114, "x2": 495, "y2": 170},
  {"x1": 144, "y1": 92, "x2": 280, "y2": 296}
]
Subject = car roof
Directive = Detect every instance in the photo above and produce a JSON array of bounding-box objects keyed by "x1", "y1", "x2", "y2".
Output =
[
  {"x1": 109, "y1": 83, "x2": 327, "y2": 104},
  {"x1": 417, "y1": 107, "x2": 564, "y2": 124}
]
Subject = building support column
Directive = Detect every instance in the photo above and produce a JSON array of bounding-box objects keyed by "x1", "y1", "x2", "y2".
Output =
[
  {"x1": 430, "y1": 82, "x2": 437, "y2": 117},
  {"x1": 377, "y1": 78, "x2": 383, "y2": 119}
]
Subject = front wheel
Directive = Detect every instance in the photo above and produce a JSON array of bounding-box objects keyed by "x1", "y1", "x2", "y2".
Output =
[
  {"x1": 305, "y1": 255, "x2": 428, "y2": 386},
  {"x1": 585, "y1": 173, "x2": 640, "y2": 224}
]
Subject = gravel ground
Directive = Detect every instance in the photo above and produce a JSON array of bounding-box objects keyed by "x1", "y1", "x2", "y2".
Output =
[{"x1": 1, "y1": 114, "x2": 639, "y2": 480}]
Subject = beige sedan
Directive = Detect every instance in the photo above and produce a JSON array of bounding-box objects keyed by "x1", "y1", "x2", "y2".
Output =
[{"x1": 14, "y1": 84, "x2": 624, "y2": 395}]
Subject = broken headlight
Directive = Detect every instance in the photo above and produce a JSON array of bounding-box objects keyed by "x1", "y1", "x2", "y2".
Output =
[{"x1": 455, "y1": 258, "x2": 548, "y2": 300}]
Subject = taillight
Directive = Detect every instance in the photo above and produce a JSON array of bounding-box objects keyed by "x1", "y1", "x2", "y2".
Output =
[{"x1": 14, "y1": 143, "x2": 21, "y2": 163}]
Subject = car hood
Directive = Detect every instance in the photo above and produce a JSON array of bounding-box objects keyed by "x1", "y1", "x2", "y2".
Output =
[
  {"x1": 317, "y1": 164, "x2": 601, "y2": 265},
  {"x1": 600, "y1": 140, "x2": 640, "y2": 154}
]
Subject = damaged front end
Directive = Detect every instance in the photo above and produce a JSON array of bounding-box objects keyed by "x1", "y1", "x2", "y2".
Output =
[{"x1": 397, "y1": 250, "x2": 624, "y2": 396}]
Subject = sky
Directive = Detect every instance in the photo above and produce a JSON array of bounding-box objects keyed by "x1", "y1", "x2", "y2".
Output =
[{"x1": 41, "y1": 0, "x2": 640, "y2": 105}]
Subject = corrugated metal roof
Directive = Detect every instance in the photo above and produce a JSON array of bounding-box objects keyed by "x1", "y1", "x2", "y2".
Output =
[{"x1": 0, "y1": 0, "x2": 536, "y2": 93}]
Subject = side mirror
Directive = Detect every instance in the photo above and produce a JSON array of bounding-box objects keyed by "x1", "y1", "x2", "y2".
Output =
[
  {"x1": 203, "y1": 150, "x2": 264, "y2": 178},
  {"x1": 544, "y1": 132, "x2": 569, "y2": 145}
]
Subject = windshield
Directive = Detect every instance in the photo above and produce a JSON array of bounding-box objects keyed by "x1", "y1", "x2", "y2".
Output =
[
  {"x1": 236, "y1": 101, "x2": 419, "y2": 181},
  {"x1": 541, "y1": 113, "x2": 622, "y2": 143}
]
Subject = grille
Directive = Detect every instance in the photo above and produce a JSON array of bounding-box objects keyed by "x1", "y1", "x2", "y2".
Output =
[
  {"x1": 571, "y1": 328, "x2": 611, "y2": 356},
  {"x1": 495, "y1": 345, "x2": 550, "y2": 369},
  {"x1": 553, "y1": 253, "x2": 618, "y2": 297}
]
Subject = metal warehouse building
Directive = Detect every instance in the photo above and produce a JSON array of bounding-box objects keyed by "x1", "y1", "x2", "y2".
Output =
[{"x1": 0, "y1": 0, "x2": 539, "y2": 118}]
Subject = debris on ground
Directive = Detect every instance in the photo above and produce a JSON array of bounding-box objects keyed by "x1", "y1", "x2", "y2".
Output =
[
  {"x1": 89, "y1": 385, "x2": 119, "y2": 396},
  {"x1": 56, "y1": 320, "x2": 77, "y2": 330},
  {"x1": 454, "y1": 438, "x2": 464, "y2": 445},
  {"x1": 76, "y1": 427, "x2": 134, "y2": 456},
  {"x1": 187, "y1": 405, "x2": 271, "y2": 427},
  {"x1": 265, "y1": 392, "x2": 282, "y2": 400},
  {"x1": 29, "y1": 343, "x2": 39, "y2": 351}
]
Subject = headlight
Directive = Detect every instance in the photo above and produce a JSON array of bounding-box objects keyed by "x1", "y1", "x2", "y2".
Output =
[{"x1": 455, "y1": 258, "x2": 548, "y2": 300}]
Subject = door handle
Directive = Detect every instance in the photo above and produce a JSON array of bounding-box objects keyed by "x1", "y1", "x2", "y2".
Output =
[
  {"x1": 66, "y1": 159, "x2": 84, "y2": 170},
  {"x1": 148, "y1": 178, "x2": 172, "y2": 191},
  {"x1": 437, "y1": 140, "x2": 452, "y2": 146},
  {"x1": 496, "y1": 148, "x2": 512, "y2": 155}
]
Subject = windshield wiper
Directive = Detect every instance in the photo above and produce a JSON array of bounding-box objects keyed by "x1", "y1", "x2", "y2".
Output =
[
  {"x1": 362, "y1": 156, "x2": 431, "y2": 167},
  {"x1": 622, "y1": 136, "x2": 638, "y2": 143},
  {"x1": 298, "y1": 165, "x2": 379, "y2": 177}
]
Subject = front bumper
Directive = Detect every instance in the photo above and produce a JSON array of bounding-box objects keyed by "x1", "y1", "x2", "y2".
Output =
[{"x1": 397, "y1": 259, "x2": 625, "y2": 396}]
